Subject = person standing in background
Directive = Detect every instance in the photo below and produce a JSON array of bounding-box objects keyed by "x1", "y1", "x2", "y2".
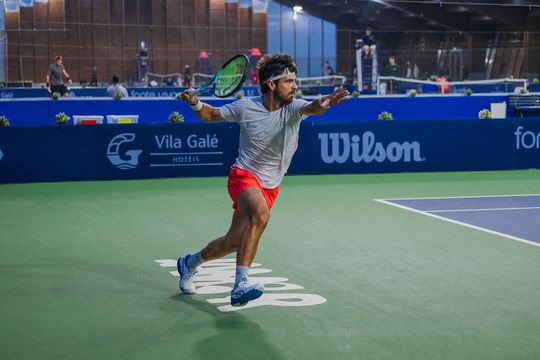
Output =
[{"x1": 46, "y1": 56, "x2": 72, "y2": 97}]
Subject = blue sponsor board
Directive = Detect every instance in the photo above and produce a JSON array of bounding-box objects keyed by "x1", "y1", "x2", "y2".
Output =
[
  {"x1": 0, "y1": 119, "x2": 539, "y2": 183},
  {"x1": 308, "y1": 121, "x2": 517, "y2": 174},
  {"x1": 0, "y1": 86, "x2": 262, "y2": 99},
  {"x1": 0, "y1": 95, "x2": 512, "y2": 126}
]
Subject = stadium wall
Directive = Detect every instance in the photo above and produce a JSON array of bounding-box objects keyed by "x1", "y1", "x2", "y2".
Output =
[
  {"x1": 1, "y1": 119, "x2": 539, "y2": 183},
  {"x1": 0, "y1": 94, "x2": 513, "y2": 126}
]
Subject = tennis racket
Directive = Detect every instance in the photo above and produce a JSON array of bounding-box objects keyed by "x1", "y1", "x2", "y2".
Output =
[{"x1": 191, "y1": 54, "x2": 249, "y2": 98}]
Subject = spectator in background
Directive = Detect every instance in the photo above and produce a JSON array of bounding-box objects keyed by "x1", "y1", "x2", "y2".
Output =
[
  {"x1": 251, "y1": 70, "x2": 259, "y2": 86},
  {"x1": 383, "y1": 56, "x2": 400, "y2": 94},
  {"x1": 361, "y1": 27, "x2": 377, "y2": 59},
  {"x1": 46, "y1": 55, "x2": 72, "y2": 97},
  {"x1": 406, "y1": 60, "x2": 421, "y2": 79},
  {"x1": 90, "y1": 66, "x2": 98, "y2": 86},
  {"x1": 462, "y1": 64, "x2": 470, "y2": 81},
  {"x1": 107, "y1": 75, "x2": 128, "y2": 98},
  {"x1": 183, "y1": 65, "x2": 192, "y2": 87},
  {"x1": 325, "y1": 61, "x2": 335, "y2": 76},
  {"x1": 138, "y1": 46, "x2": 149, "y2": 81},
  {"x1": 406, "y1": 60, "x2": 413, "y2": 79}
]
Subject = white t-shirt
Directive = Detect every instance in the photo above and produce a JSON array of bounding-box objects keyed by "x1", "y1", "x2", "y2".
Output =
[{"x1": 220, "y1": 96, "x2": 309, "y2": 188}]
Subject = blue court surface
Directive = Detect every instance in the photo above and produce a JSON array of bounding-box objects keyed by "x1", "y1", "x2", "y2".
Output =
[{"x1": 376, "y1": 195, "x2": 540, "y2": 247}]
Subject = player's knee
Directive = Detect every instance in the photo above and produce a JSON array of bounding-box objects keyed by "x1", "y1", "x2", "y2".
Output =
[{"x1": 248, "y1": 211, "x2": 270, "y2": 229}]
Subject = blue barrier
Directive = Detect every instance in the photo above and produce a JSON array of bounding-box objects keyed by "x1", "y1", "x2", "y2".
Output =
[
  {"x1": 1, "y1": 119, "x2": 539, "y2": 183},
  {"x1": 0, "y1": 86, "x2": 262, "y2": 99},
  {"x1": 1, "y1": 95, "x2": 511, "y2": 126}
]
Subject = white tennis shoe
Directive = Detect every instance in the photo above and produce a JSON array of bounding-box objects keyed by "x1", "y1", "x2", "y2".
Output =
[
  {"x1": 230, "y1": 281, "x2": 264, "y2": 306},
  {"x1": 177, "y1": 255, "x2": 198, "y2": 294}
]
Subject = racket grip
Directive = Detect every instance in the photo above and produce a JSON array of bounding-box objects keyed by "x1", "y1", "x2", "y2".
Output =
[{"x1": 191, "y1": 88, "x2": 201, "y2": 97}]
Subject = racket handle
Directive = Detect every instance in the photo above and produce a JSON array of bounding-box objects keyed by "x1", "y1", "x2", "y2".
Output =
[{"x1": 191, "y1": 88, "x2": 201, "y2": 97}]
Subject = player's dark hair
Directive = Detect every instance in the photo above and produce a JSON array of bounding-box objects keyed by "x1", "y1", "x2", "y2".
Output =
[
  {"x1": 257, "y1": 54, "x2": 297, "y2": 94},
  {"x1": 112, "y1": 75, "x2": 120, "y2": 84}
]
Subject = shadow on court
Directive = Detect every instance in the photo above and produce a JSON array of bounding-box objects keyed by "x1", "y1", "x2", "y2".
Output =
[{"x1": 169, "y1": 294, "x2": 285, "y2": 360}]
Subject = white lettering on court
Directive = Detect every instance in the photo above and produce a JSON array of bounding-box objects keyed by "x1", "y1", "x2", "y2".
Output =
[{"x1": 155, "y1": 258, "x2": 327, "y2": 312}]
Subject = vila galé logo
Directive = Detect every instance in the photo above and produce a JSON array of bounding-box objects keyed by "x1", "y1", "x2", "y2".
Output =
[
  {"x1": 107, "y1": 133, "x2": 143, "y2": 170},
  {"x1": 318, "y1": 132, "x2": 424, "y2": 164}
]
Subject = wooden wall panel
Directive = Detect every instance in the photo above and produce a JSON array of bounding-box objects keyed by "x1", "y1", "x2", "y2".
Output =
[
  {"x1": 5, "y1": 12, "x2": 21, "y2": 82},
  {"x1": 124, "y1": 0, "x2": 138, "y2": 78},
  {"x1": 78, "y1": 0, "x2": 94, "y2": 82},
  {"x1": 6, "y1": 0, "x2": 270, "y2": 83},
  {"x1": 252, "y1": 13, "x2": 266, "y2": 54},
  {"x1": 92, "y1": 0, "x2": 109, "y2": 82},
  {"x1": 151, "y1": 0, "x2": 167, "y2": 74},
  {"x1": 33, "y1": 2, "x2": 50, "y2": 82},
  {"x1": 239, "y1": 7, "x2": 251, "y2": 52},
  {"x1": 109, "y1": 0, "x2": 125, "y2": 81},
  {"x1": 224, "y1": 3, "x2": 239, "y2": 61},
  {"x1": 210, "y1": 0, "x2": 225, "y2": 70},
  {"x1": 20, "y1": 7, "x2": 35, "y2": 81},
  {"x1": 65, "y1": 0, "x2": 80, "y2": 81},
  {"x1": 182, "y1": 0, "x2": 196, "y2": 68},
  {"x1": 166, "y1": 0, "x2": 182, "y2": 73}
]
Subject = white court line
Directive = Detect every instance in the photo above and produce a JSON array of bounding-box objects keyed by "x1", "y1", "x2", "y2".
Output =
[
  {"x1": 381, "y1": 194, "x2": 540, "y2": 201},
  {"x1": 427, "y1": 206, "x2": 540, "y2": 213},
  {"x1": 374, "y1": 198, "x2": 540, "y2": 248}
]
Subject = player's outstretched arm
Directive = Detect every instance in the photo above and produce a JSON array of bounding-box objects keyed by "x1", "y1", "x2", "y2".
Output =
[
  {"x1": 300, "y1": 86, "x2": 350, "y2": 116},
  {"x1": 180, "y1": 88, "x2": 224, "y2": 123}
]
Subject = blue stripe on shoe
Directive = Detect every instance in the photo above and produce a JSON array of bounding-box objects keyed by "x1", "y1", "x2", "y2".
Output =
[{"x1": 231, "y1": 288, "x2": 263, "y2": 306}]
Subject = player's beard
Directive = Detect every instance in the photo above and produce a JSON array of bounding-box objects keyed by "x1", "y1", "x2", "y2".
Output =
[{"x1": 275, "y1": 89, "x2": 294, "y2": 105}]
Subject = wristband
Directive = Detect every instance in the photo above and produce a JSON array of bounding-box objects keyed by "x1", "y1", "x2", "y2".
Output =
[
  {"x1": 190, "y1": 100, "x2": 203, "y2": 111},
  {"x1": 67, "y1": 76, "x2": 71, "y2": 81}
]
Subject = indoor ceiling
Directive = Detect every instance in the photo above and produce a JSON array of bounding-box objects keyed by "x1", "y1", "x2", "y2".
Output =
[{"x1": 275, "y1": 0, "x2": 540, "y2": 33}]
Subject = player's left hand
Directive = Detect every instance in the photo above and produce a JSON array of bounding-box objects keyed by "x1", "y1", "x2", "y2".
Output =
[
  {"x1": 320, "y1": 86, "x2": 349, "y2": 108},
  {"x1": 68, "y1": 79, "x2": 73, "y2": 85}
]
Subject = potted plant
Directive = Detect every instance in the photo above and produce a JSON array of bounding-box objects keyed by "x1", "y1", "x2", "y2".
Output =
[
  {"x1": 294, "y1": 90, "x2": 303, "y2": 99},
  {"x1": 352, "y1": 90, "x2": 360, "y2": 98},
  {"x1": 478, "y1": 109, "x2": 491, "y2": 119},
  {"x1": 378, "y1": 111, "x2": 393, "y2": 121},
  {"x1": 0, "y1": 115, "x2": 10, "y2": 127},
  {"x1": 114, "y1": 93, "x2": 124, "y2": 100},
  {"x1": 51, "y1": 92, "x2": 61, "y2": 100},
  {"x1": 407, "y1": 89, "x2": 417, "y2": 97},
  {"x1": 55, "y1": 112, "x2": 70, "y2": 125},
  {"x1": 168, "y1": 111, "x2": 184, "y2": 124},
  {"x1": 235, "y1": 90, "x2": 244, "y2": 99},
  {"x1": 464, "y1": 88, "x2": 473, "y2": 96}
]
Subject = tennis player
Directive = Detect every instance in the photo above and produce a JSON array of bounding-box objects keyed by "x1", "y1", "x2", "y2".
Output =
[{"x1": 177, "y1": 54, "x2": 349, "y2": 306}]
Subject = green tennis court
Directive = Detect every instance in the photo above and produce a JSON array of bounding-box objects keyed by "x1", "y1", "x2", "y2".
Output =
[{"x1": 2, "y1": 170, "x2": 540, "y2": 360}]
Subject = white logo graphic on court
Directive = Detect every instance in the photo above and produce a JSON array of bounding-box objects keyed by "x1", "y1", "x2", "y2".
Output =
[
  {"x1": 156, "y1": 258, "x2": 327, "y2": 312},
  {"x1": 107, "y1": 133, "x2": 143, "y2": 170},
  {"x1": 318, "y1": 132, "x2": 424, "y2": 164},
  {"x1": 515, "y1": 126, "x2": 540, "y2": 150}
]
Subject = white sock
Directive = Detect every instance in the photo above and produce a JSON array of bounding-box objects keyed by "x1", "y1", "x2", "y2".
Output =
[
  {"x1": 186, "y1": 250, "x2": 205, "y2": 269},
  {"x1": 235, "y1": 266, "x2": 249, "y2": 287}
]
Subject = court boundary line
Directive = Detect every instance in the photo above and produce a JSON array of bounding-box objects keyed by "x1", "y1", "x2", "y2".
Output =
[
  {"x1": 377, "y1": 194, "x2": 540, "y2": 201},
  {"x1": 428, "y1": 206, "x2": 540, "y2": 213},
  {"x1": 374, "y1": 197, "x2": 540, "y2": 248}
]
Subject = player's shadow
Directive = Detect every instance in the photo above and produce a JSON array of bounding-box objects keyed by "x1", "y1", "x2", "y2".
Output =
[{"x1": 169, "y1": 294, "x2": 284, "y2": 360}]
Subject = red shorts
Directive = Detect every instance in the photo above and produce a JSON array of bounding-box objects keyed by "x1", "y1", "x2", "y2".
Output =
[{"x1": 227, "y1": 166, "x2": 279, "y2": 213}]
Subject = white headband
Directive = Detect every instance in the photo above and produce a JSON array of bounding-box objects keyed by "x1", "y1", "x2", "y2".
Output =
[{"x1": 267, "y1": 68, "x2": 294, "y2": 82}]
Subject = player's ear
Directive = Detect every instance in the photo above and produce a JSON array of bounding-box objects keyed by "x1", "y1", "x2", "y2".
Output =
[{"x1": 267, "y1": 80, "x2": 276, "y2": 91}]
